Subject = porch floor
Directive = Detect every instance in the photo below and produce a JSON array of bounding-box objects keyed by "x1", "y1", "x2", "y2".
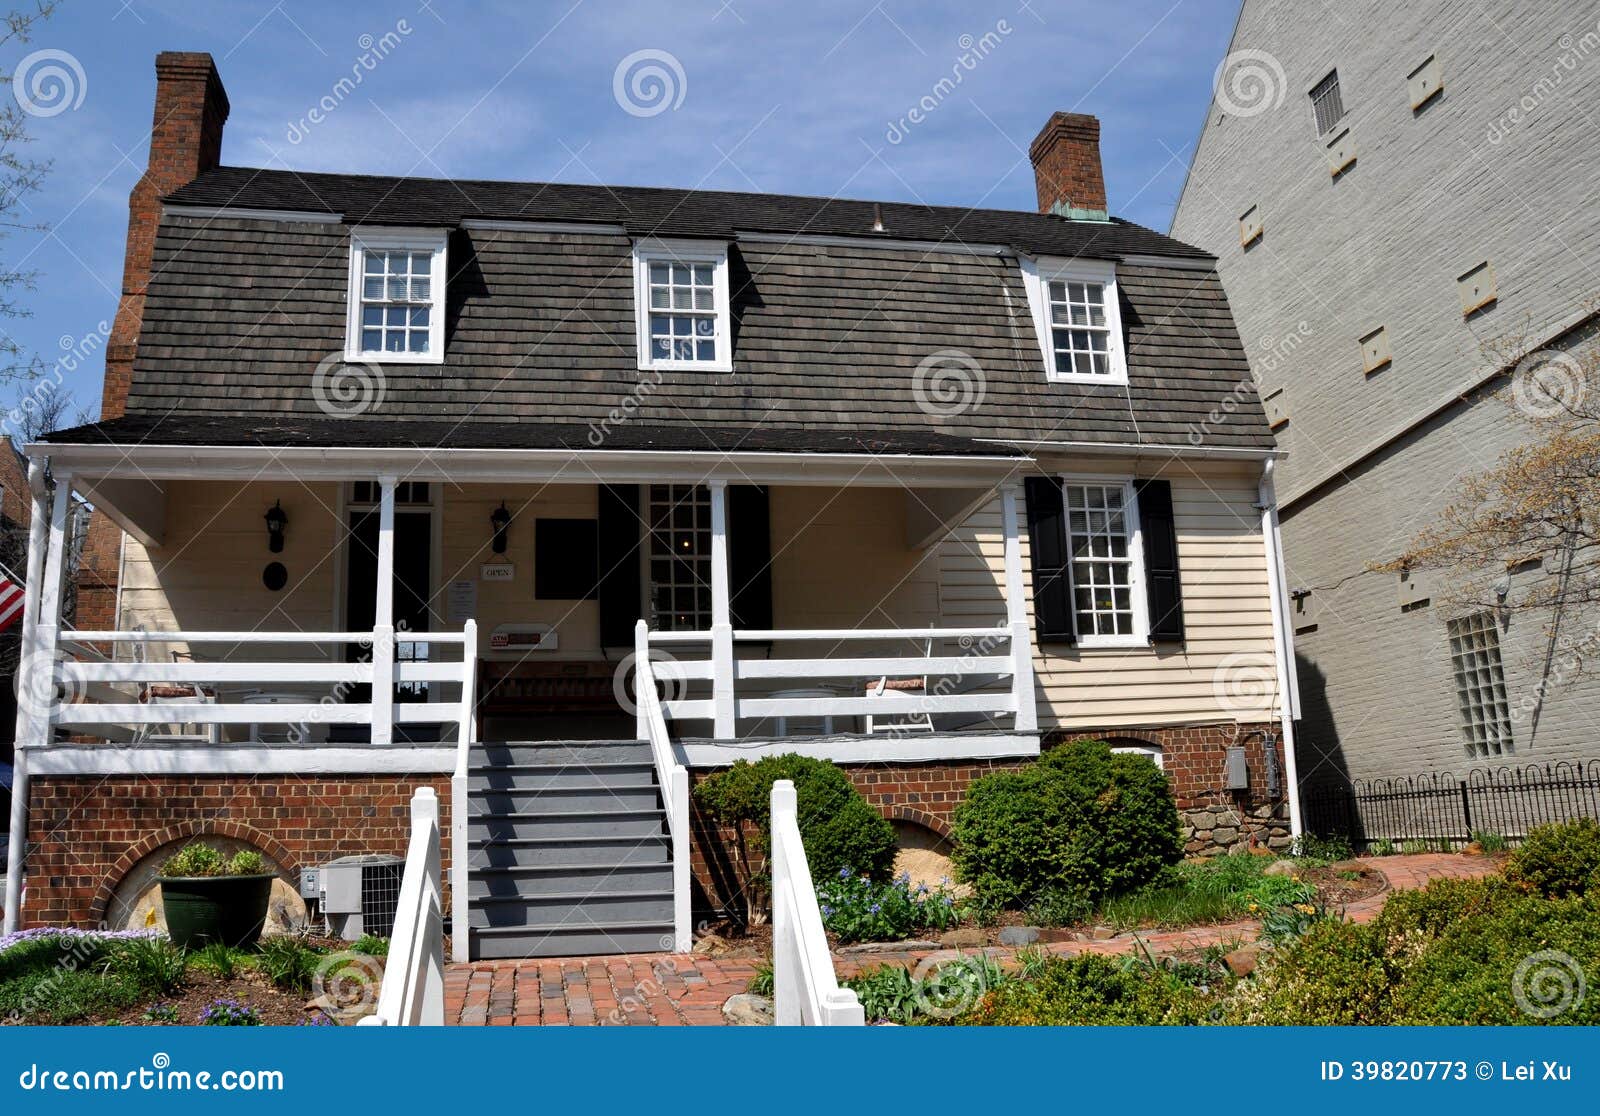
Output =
[{"x1": 443, "y1": 853, "x2": 1496, "y2": 1025}]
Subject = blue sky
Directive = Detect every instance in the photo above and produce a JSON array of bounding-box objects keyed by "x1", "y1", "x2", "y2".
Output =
[{"x1": 3, "y1": 0, "x2": 1241, "y2": 422}]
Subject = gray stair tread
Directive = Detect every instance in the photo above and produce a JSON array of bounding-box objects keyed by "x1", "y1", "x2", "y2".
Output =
[
  {"x1": 470, "y1": 781, "x2": 660, "y2": 793},
  {"x1": 474, "y1": 862, "x2": 670, "y2": 874},
  {"x1": 470, "y1": 807, "x2": 665, "y2": 820},
  {"x1": 467, "y1": 834, "x2": 668, "y2": 845},
  {"x1": 470, "y1": 760, "x2": 655, "y2": 772},
  {"x1": 472, "y1": 919, "x2": 672, "y2": 936},
  {"x1": 471, "y1": 888, "x2": 673, "y2": 903}
]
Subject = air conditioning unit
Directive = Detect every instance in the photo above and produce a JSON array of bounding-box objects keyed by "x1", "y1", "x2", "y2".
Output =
[{"x1": 317, "y1": 854, "x2": 403, "y2": 940}]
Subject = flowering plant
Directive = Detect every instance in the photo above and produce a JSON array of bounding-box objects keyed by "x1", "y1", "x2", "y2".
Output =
[
  {"x1": 199, "y1": 998, "x2": 261, "y2": 1026},
  {"x1": 816, "y1": 869, "x2": 964, "y2": 944}
]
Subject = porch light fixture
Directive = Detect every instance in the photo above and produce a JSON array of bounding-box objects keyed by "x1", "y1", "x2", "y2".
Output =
[
  {"x1": 490, "y1": 502, "x2": 512, "y2": 554},
  {"x1": 264, "y1": 501, "x2": 288, "y2": 553}
]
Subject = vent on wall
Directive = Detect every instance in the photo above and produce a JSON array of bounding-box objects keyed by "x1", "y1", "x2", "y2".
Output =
[
  {"x1": 1262, "y1": 386, "x2": 1289, "y2": 430},
  {"x1": 1326, "y1": 127, "x2": 1357, "y2": 176},
  {"x1": 1408, "y1": 54, "x2": 1443, "y2": 110},
  {"x1": 1239, "y1": 205, "x2": 1263, "y2": 248},
  {"x1": 1457, "y1": 261, "x2": 1497, "y2": 316},
  {"x1": 1309, "y1": 70, "x2": 1345, "y2": 135},
  {"x1": 1359, "y1": 326, "x2": 1392, "y2": 374}
]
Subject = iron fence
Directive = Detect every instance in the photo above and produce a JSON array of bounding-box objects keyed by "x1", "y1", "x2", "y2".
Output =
[{"x1": 1303, "y1": 760, "x2": 1600, "y2": 850}]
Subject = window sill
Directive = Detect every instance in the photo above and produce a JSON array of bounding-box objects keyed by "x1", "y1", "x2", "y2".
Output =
[
  {"x1": 1074, "y1": 637, "x2": 1151, "y2": 650},
  {"x1": 343, "y1": 349, "x2": 445, "y2": 366},
  {"x1": 1046, "y1": 371, "x2": 1130, "y2": 387},
  {"x1": 637, "y1": 358, "x2": 734, "y2": 374}
]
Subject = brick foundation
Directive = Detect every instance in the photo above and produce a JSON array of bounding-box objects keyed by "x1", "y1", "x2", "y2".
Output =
[{"x1": 22, "y1": 774, "x2": 448, "y2": 928}]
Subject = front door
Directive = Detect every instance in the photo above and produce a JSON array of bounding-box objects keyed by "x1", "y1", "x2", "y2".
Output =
[{"x1": 343, "y1": 494, "x2": 434, "y2": 738}]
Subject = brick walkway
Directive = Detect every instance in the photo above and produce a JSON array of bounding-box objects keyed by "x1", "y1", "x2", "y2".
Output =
[{"x1": 445, "y1": 853, "x2": 1497, "y2": 1026}]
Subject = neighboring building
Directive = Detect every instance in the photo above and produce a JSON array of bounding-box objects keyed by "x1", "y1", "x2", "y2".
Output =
[
  {"x1": 1172, "y1": 2, "x2": 1600, "y2": 815},
  {"x1": 7, "y1": 53, "x2": 1293, "y2": 957}
]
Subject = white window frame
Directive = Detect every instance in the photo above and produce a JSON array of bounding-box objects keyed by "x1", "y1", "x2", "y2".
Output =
[
  {"x1": 1060, "y1": 474, "x2": 1148, "y2": 648},
  {"x1": 640, "y1": 483, "x2": 713, "y2": 633},
  {"x1": 1110, "y1": 742, "x2": 1164, "y2": 770},
  {"x1": 1446, "y1": 611, "x2": 1514, "y2": 759},
  {"x1": 1020, "y1": 256, "x2": 1127, "y2": 385},
  {"x1": 344, "y1": 227, "x2": 449, "y2": 364},
  {"x1": 631, "y1": 238, "x2": 733, "y2": 373}
]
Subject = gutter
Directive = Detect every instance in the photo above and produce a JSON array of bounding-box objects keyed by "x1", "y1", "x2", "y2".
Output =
[{"x1": 1258, "y1": 457, "x2": 1304, "y2": 838}]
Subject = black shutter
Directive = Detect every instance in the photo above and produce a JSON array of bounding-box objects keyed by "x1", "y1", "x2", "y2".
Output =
[
  {"x1": 728, "y1": 485, "x2": 773, "y2": 631},
  {"x1": 1135, "y1": 478, "x2": 1185, "y2": 643},
  {"x1": 1023, "y1": 476, "x2": 1076, "y2": 644},
  {"x1": 597, "y1": 484, "x2": 642, "y2": 648}
]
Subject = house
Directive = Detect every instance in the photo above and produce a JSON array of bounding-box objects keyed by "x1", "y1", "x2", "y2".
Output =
[
  {"x1": 5, "y1": 52, "x2": 1296, "y2": 959},
  {"x1": 1171, "y1": 1, "x2": 1600, "y2": 822}
]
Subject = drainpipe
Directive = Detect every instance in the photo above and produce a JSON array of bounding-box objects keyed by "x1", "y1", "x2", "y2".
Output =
[
  {"x1": 4, "y1": 459, "x2": 51, "y2": 933},
  {"x1": 1258, "y1": 459, "x2": 1303, "y2": 839}
]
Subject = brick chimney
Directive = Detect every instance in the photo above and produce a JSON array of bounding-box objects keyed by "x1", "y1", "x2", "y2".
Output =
[
  {"x1": 102, "y1": 51, "x2": 229, "y2": 420},
  {"x1": 1028, "y1": 111, "x2": 1108, "y2": 222},
  {"x1": 78, "y1": 53, "x2": 228, "y2": 635}
]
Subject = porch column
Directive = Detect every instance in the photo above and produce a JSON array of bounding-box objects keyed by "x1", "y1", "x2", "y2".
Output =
[
  {"x1": 371, "y1": 476, "x2": 396, "y2": 746},
  {"x1": 3, "y1": 459, "x2": 51, "y2": 933},
  {"x1": 1001, "y1": 484, "x2": 1038, "y2": 734},
  {"x1": 708, "y1": 479, "x2": 735, "y2": 739}
]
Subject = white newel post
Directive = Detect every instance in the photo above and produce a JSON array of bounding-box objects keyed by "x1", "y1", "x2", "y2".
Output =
[
  {"x1": 371, "y1": 476, "x2": 396, "y2": 746},
  {"x1": 633, "y1": 620, "x2": 650, "y2": 741},
  {"x1": 1001, "y1": 485, "x2": 1038, "y2": 733},
  {"x1": 708, "y1": 479, "x2": 735, "y2": 740},
  {"x1": 451, "y1": 619, "x2": 476, "y2": 963},
  {"x1": 3, "y1": 460, "x2": 51, "y2": 933},
  {"x1": 771, "y1": 779, "x2": 800, "y2": 1026}
]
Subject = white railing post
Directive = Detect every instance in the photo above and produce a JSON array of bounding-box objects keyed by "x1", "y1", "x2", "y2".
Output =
[
  {"x1": 1001, "y1": 485, "x2": 1038, "y2": 733},
  {"x1": 770, "y1": 779, "x2": 864, "y2": 1027},
  {"x1": 3, "y1": 459, "x2": 51, "y2": 934},
  {"x1": 634, "y1": 619, "x2": 650, "y2": 742},
  {"x1": 371, "y1": 476, "x2": 396, "y2": 745},
  {"x1": 772, "y1": 779, "x2": 800, "y2": 1026},
  {"x1": 451, "y1": 619, "x2": 476, "y2": 963},
  {"x1": 671, "y1": 765, "x2": 691, "y2": 952},
  {"x1": 361, "y1": 787, "x2": 443, "y2": 1026},
  {"x1": 708, "y1": 480, "x2": 735, "y2": 740}
]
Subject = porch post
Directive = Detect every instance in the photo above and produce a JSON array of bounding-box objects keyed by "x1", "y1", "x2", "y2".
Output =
[
  {"x1": 708, "y1": 479, "x2": 735, "y2": 739},
  {"x1": 3, "y1": 459, "x2": 51, "y2": 933},
  {"x1": 1001, "y1": 484, "x2": 1038, "y2": 733},
  {"x1": 371, "y1": 476, "x2": 396, "y2": 746}
]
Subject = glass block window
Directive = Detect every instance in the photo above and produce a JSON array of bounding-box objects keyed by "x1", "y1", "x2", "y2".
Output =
[
  {"x1": 1065, "y1": 482, "x2": 1140, "y2": 640},
  {"x1": 346, "y1": 232, "x2": 446, "y2": 362},
  {"x1": 1447, "y1": 612, "x2": 1513, "y2": 758},
  {"x1": 646, "y1": 484, "x2": 712, "y2": 632},
  {"x1": 1049, "y1": 279, "x2": 1112, "y2": 377},
  {"x1": 1310, "y1": 70, "x2": 1345, "y2": 135}
]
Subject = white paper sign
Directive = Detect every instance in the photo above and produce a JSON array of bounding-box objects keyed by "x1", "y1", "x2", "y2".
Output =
[{"x1": 447, "y1": 579, "x2": 477, "y2": 623}]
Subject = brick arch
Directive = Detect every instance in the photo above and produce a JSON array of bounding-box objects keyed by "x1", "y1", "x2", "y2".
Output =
[
  {"x1": 883, "y1": 805, "x2": 951, "y2": 839},
  {"x1": 88, "y1": 819, "x2": 298, "y2": 929}
]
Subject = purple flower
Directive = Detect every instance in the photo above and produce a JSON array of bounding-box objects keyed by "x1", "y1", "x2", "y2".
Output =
[{"x1": 838, "y1": 867, "x2": 851, "y2": 880}]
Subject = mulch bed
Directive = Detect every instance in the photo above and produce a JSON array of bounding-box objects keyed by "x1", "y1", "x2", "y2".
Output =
[{"x1": 103, "y1": 972, "x2": 334, "y2": 1027}]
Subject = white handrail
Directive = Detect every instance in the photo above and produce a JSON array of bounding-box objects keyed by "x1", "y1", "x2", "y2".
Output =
[
  {"x1": 770, "y1": 779, "x2": 864, "y2": 1026},
  {"x1": 360, "y1": 787, "x2": 445, "y2": 1026},
  {"x1": 451, "y1": 620, "x2": 477, "y2": 963},
  {"x1": 635, "y1": 620, "x2": 691, "y2": 952}
]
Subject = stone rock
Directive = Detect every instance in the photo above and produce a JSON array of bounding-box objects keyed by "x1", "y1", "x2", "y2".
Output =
[
  {"x1": 721, "y1": 993, "x2": 774, "y2": 1026},
  {"x1": 1090, "y1": 926, "x2": 1118, "y2": 941},
  {"x1": 1223, "y1": 945, "x2": 1263, "y2": 977},
  {"x1": 1212, "y1": 827, "x2": 1238, "y2": 844},
  {"x1": 998, "y1": 925, "x2": 1040, "y2": 947},
  {"x1": 1330, "y1": 860, "x2": 1366, "y2": 874},
  {"x1": 691, "y1": 933, "x2": 731, "y2": 956},
  {"x1": 1035, "y1": 927, "x2": 1077, "y2": 944},
  {"x1": 838, "y1": 940, "x2": 940, "y2": 955},
  {"x1": 1262, "y1": 858, "x2": 1298, "y2": 877},
  {"x1": 939, "y1": 928, "x2": 987, "y2": 950}
]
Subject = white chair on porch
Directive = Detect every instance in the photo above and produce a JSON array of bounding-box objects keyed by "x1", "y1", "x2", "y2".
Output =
[{"x1": 862, "y1": 639, "x2": 935, "y2": 734}]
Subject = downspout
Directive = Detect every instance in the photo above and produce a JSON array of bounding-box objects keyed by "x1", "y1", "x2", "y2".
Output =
[
  {"x1": 1258, "y1": 459, "x2": 1303, "y2": 838},
  {"x1": 4, "y1": 458, "x2": 51, "y2": 933}
]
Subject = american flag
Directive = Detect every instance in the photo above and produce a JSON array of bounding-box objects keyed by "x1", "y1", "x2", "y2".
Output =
[{"x1": 0, "y1": 576, "x2": 23, "y2": 633}]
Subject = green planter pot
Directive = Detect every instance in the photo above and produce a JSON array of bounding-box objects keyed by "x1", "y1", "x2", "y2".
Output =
[{"x1": 158, "y1": 874, "x2": 275, "y2": 949}]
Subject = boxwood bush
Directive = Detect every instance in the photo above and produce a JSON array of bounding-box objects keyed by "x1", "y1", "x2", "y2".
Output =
[
  {"x1": 950, "y1": 739, "x2": 1183, "y2": 907},
  {"x1": 694, "y1": 754, "x2": 895, "y2": 923},
  {"x1": 1504, "y1": 818, "x2": 1600, "y2": 899}
]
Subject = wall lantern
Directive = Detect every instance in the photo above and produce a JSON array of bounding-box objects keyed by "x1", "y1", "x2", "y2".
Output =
[
  {"x1": 264, "y1": 500, "x2": 288, "y2": 553},
  {"x1": 490, "y1": 502, "x2": 512, "y2": 554}
]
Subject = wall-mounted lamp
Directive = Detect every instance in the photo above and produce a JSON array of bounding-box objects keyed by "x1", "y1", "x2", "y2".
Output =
[
  {"x1": 490, "y1": 502, "x2": 512, "y2": 554},
  {"x1": 264, "y1": 500, "x2": 288, "y2": 553}
]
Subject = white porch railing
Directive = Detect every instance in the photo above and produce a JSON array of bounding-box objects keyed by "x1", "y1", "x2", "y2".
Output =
[
  {"x1": 770, "y1": 779, "x2": 864, "y2": 1026},
  {"x1": 634, "y1": 620, "x2": 692, "y2": 953},
  {"x1": 359, "y1": 787, "x2": 445, "y2": 1027}
]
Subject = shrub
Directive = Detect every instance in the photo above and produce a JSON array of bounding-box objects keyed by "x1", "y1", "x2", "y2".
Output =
[
  {"x1": 188, "y1": 942, "x2": 243, "y2": 980},
  {"x1": 1024, "y1": 885, "x2": 1094, "y2": 928},
  {"x1": 746, "y1": 961, "x2": 774, "y2": 998},
  {"x1": 1472, "y1": 830, "x2": 1510, "y2": 853},
  {"x1": 352, "y1": 934, "x2": 390, "y2": 958},
  {"x1": 257, "y1": 936, "x2": 319, "y2": 994},
  {"x1": 109, "y1": 937, "x2": 188, "y2": 994},
  {"x1": 1290, "y1": 832, "x2": 1354, "y2": 861},
  {"x1": 1505, "y1": 818, "x2": 1600, "y2": 899},
  {"x1": 693, "y1": 754, "x2": 896, "y2": 922},
  {"x1": 951, "y1": 740, "x2": 1182, "y2": 908},
  {"x1": 817, "y1": 871, "x2": 962, "y2": 943},
  {"x1": 960, "y1": 953, "x2": 1209, "y2": 1026},
  {"x1": 161, "y1": 843, "x2": 225, "y2": 878},
  {"x1": 844, "y1": 954, "x2": 1006, "y2": 1025},
  {"x1": 226, "y1": 850, "x2": 266, "y2": 875},
  {"x1": 1221, "y1": 919, "x2": 1391, "y2": 1025}
]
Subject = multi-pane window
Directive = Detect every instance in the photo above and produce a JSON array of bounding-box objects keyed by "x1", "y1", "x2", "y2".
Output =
[
  {"x1": 634, "y1": 241, "x2": 731, "y2": 371},
  {"x1": 1049, "y1": 279, "x2": 1112, "y2": 377},
  {"x1": 1447, "y1": 612, "x2": 1514, "y2": 758},
  {"x1": 1065, "y1": 482, "x2": 1140, "y2": 640},
  {"x1": 346, "y1": 232, "x2": 446, "y2": 363},
  {"x1": 646, "y1": 484, "x2": 712, "y2": 632},
  {"x1": 1310, "y1": 70, "x2": 1345, "y2": 135}
]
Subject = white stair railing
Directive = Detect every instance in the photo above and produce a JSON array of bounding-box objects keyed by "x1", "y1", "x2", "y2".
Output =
[
  {"x1": 770, "y1": 779, "x2": 865, "y2": 1026},
  {"x1": 451, "y1": 619, "x2": 477, "y2": 963},
  {"x1": 360, "y1": 787, "x2": 445, "y2": 1026},
  {"x1": 634, "y1": 620, "x2": 692, "y2": 953}
]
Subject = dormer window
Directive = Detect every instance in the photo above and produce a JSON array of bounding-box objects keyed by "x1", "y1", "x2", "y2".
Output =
[
  {"x1": 1019, "y1": 256, "x2": 1127, "y2": 384},
  {"x1": 632, "y1": 238, "x2": 732, "y2": 372},
  {"x1": 345, "y1": 228, "x2": 447, "y2": 364}
]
